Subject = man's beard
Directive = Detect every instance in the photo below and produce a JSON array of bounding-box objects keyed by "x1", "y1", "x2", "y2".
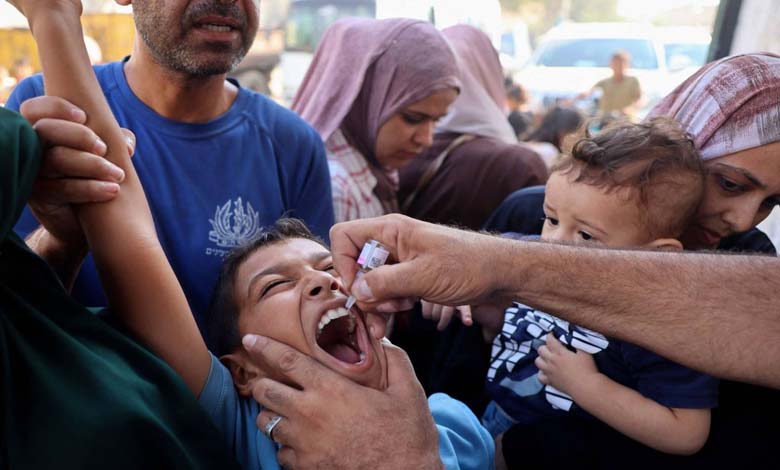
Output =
[{"x1": 133, "y1": 0, "x2": 253, "y2": 76}]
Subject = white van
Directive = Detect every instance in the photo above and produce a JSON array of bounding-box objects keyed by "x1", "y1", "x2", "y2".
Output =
[{"x1": 276, "y1": 0, "x2": 502, "y2": 104}]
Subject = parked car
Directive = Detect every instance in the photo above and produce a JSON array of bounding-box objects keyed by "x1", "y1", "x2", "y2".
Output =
[
  {"x1": 657, "y1": 25, "x2": 712, "y2": 84},
  {"x1": 512, "y1": 22, "x2": 676, "y2": 117}
]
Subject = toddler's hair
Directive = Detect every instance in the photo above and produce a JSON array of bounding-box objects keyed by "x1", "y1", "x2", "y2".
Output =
[{"x1": 553, "y1": 117, "x2": 704, "y2": 238}]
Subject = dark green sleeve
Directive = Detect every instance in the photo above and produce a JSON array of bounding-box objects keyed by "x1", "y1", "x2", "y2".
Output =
[{"x1": 0, "y1": 107, "x2": 41, "y2": 241}]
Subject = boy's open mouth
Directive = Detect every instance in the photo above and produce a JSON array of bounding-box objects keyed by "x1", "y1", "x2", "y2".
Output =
[{"x1": 316, "y1": 307, "x2": 365, "y2": 364}]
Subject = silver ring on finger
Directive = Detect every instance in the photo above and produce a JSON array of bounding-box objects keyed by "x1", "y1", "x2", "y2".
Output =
[{"x1": 264, "y1": 415, "x2": 283, "y2": 441}]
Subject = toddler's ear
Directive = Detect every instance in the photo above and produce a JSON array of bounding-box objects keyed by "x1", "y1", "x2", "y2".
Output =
[
  {"x1": 221, "y1": 352, "x2": 261, "y2": 397},
  {"x1": 645, "y1": 238, "x2": 683, "y2": 251}
]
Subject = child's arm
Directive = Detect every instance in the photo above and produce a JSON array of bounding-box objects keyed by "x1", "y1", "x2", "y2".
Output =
[
  {"x1": 537, "y1": 334, "x2": 710, "y2": 455},
  {"x1": 13, "y1": 1, "x2": 210, "y2": 395}
]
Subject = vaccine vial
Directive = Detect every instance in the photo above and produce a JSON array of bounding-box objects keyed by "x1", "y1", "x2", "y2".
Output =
[
  {"x1": 357, "y1": 239, "x2": 390, "y2": 271},
  {"x1": 346, "y1": 240, "x2": 389, "y2": 309}
]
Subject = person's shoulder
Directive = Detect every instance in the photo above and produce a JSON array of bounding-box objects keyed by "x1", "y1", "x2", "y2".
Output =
[{"x1": 240, "y1": 89, "x2": 320, "y2": 142}]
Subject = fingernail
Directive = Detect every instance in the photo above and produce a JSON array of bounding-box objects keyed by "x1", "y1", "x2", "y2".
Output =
[
  {"x1": 353, "y1": 278, "x2": 374, "y2": 301},
  {"x1": 107, "y1": 163, "x2": 125, "y2": 182},
  {"x1": 242, "y1": 334, "x2": 258, "y2": 349},
  {"x1": 124, "y1": 135, "x2": 135, "y2": 153},
  {"x1": 93, "y1": 137, "x2": 107, "y2": 155},
  {"x1": 70, "y1": 107, "x2": 86, "y2": 122},
  {"x1": 99, "y1": 182, "x2": 119, "y2": 194},
  {"x1": 242, "y1": 334, "x2": 267, "y2": 349}
]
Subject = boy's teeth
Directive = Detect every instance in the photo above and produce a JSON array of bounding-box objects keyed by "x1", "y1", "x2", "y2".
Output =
[{"x1": 317, "y1": 308, "x2": 355, "y2": 336}]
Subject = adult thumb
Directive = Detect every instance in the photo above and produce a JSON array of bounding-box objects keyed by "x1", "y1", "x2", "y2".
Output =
[{"x1": 352, "y1": 260, "x2": 421, "y2": 303}]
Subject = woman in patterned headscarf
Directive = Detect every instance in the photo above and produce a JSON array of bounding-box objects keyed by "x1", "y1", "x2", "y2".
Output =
[
  {"x1": 292, "y1": 18, "x2": 460, "y2": 223},
  {"x1": 647, "y1": 52, "x2": 780, "y2": 250}
]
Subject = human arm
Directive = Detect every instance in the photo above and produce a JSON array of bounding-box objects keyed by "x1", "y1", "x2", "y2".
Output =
[
  {"x1": 243, "y1": 334, "x2": 444, "y2": 469},
  {"x1": 11, "y1": 0, "x2": 210, "y2": 393},
  {"x1": 330, "y1": 215, "x2": 780, "y2": 389},
  {"x1": 536, "y1": 334, "x2": 710, "y2": 455}
]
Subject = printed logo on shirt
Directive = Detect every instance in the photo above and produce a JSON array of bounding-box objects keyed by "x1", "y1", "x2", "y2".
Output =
[
  {"x1": 488, "y1": 303, "x2": 609, "y2": 412},
  {"x1": 206, "y1": 197, "x2": 260, "y2": 257}
]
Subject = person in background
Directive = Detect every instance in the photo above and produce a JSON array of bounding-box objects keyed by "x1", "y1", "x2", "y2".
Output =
[
  {"x1": 292, "y1": 17, "x2": 460, "y2": 223},
  {"x1": 398, "y1": 24, "x2": 547, "y2": 231},
  {"x1": 506, "y1": 81, "x2": 534, "y2": 138},
  {"x1": 523, "y1": 106, "x2": 584, "y2": 168},
  {"x1": 577, "y1": 50, "x2": 642, "y2": 117}
]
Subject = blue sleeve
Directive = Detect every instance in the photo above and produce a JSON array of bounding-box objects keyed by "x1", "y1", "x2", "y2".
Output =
[
  {"x1": 198, "y1": 353, "x2": 280, "y2": 470},
  {"x1": 429, "y1": 393, "x2": 495, "y2": 470},
  {"x1": 620, "y1": 341, "x2": 719, "y2": 409}
]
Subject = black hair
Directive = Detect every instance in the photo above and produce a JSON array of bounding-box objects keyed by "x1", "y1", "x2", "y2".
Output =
[{"x1": 526, "y1": 106, "x2": 584, "y2": 150}]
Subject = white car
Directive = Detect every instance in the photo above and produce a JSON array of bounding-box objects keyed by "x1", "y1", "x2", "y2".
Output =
[{"x1": 513, "y1": 22, "x2": 677, "y2": 117}]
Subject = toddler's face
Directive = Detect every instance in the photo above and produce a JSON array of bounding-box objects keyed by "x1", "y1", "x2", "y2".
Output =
[
  {"x1": 542, "y1": 171, "x2": 654, "y2": 248},
  {"x1": 233, "y1": 239, "x2": 387, "y2": 389}
]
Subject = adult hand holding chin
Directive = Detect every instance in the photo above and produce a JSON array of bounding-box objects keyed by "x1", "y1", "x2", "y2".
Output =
[{"x1": 244, "y1": 334, "x2": 443, "y2": 470}]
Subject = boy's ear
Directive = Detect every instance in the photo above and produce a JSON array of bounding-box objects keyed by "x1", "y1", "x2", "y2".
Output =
[
  {"x1": 221, "y1": 352, "x2": 262, "y2": 397},
  {"x1": 645, "y1": 238, "x2": 683, "y2": 251}
]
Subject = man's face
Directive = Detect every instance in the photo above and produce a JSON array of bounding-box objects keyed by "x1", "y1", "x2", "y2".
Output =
[
  {"x1": 541, "y1": 170, "x2": 653, "y2": 248},
  {"x1": 233, "y1": 239, "x2": 388, "y2": 389},
  {"x1": 132, "y1": 0, "x2": 259, "y2": 76},
  {"x1": 610, "y1": 56, "x2": 628, "y2": 76}
]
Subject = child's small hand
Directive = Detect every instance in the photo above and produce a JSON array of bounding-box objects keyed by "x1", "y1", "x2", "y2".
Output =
[
  {"x1": 535, "y1": 333, "x2": 599, "y2": 395},
  {"x1": 421, "y1": 301, "x2": 472, "y2": 331}
]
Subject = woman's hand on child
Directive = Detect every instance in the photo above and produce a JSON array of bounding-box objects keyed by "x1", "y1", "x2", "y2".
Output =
[
  {"x1": 421, "y1": 300, "x2": 473, "y2": 330},
  {"x1": 535, "y1": 333, "x2": 600, "y2": 395}
]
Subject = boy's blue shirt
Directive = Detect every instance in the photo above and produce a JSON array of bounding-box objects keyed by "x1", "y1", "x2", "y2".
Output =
[
  {"x1": 7, "y1": 59, "x2": 334, "y2": 336},
  {"x1": 200, "y1": 354, "x2": 495, "y2": 470}
]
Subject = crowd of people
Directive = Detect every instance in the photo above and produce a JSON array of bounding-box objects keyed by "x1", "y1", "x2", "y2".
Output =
[{"x1": 2, "y1": 0, "x2": 780, "y2": 469}]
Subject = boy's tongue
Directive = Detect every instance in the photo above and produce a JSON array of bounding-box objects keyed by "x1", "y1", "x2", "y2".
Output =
[{"x1": 325, "y1": 343, "x2": 361, "y2": 364}]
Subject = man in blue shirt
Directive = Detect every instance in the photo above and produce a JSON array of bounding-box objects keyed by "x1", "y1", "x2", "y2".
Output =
[{"x1": 7, "y1": 0, "x2": 333, "y2": 335}]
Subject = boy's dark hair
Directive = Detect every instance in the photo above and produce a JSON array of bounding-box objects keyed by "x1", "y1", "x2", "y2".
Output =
[
  {"x1": 553, "y1": 117, "x2": 704, "y2": 239},
  {"x1": 205, "y1": 218, "x2": 327, "y2": 357}
]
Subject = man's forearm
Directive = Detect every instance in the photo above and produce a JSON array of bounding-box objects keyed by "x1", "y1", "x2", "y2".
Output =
[
  {"x1": 25, "y1": 226, "x2": 87, "y2": 291},
  {"x1": 495, "y1": 240, "x2": 780, "y2": 388}
]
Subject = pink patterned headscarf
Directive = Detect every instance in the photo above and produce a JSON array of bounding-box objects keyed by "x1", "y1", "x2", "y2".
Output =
[
  {"x1": 292, "y1": 17, "x2": 461, "y2": 158},
  {"x1": 647, "y1": 53, "x2": 780, "y2": 160},
  {"x1": 437, "y1": 24, "x2": 518, "y2": 144}
]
